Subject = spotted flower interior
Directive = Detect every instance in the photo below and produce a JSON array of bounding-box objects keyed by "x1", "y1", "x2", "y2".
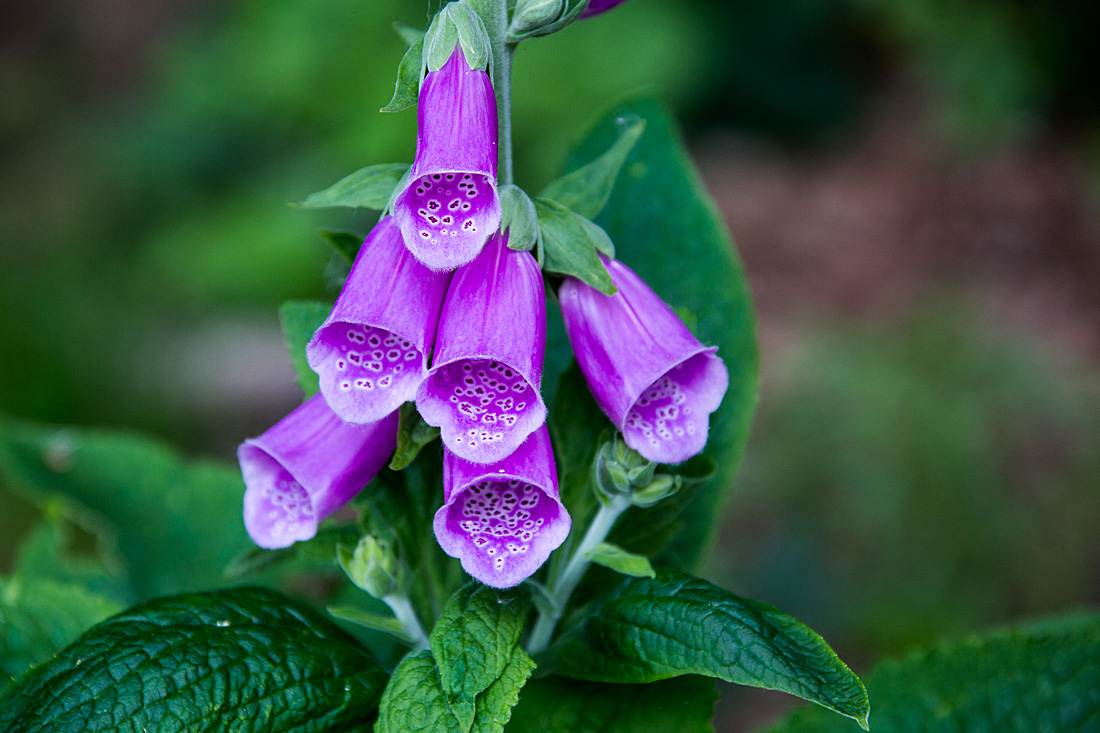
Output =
[
  {"x1": 420, "y1": 358, "x2": 544, "y2": 463},
  {"x1": 313, "y1": 323, "x2": 423, "y2": 424},
  {"x1": 621, "y1": 351, "x2": 726, "y2": 464},
  {"x1": 241, "y1": 447, "x2": 318, "y2": 549},
  {"x1": 400, "y1": 172, "x2": 498, "y2": 270}
]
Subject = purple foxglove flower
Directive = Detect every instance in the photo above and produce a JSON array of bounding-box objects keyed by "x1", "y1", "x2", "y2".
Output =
[
  {"x1": 559, "y1": 257, "x2": 729, "y2": 464},
  {"x1": 435, "y1": 425, "x2": 570, "y2": 588},
  {"x1": 393, "y1": 45, "x2": 501, "y2": 271},
  {"x1": 240, "y1": 394, "x2": 399, "y2": 549},
  {"x1": 580, "y1": 0, "x2": 629, "y2": 18},
  {"x1": 416, "y1": 231, "x2": 547, "y2": 464},
  {"x1": 306, "y1": 216, "x2": 451, "y2": 424}
]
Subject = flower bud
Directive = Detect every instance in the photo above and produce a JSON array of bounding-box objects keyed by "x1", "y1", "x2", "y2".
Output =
[
  {"x1": 511, "y1": 0, "x2": 564, "y2": 34},
  {"x1": 628, "y1": 473, "x2": 681, "y2": 508},
  {"x1": 338, "y1": 536, "x2": 405, "y2": 599}
]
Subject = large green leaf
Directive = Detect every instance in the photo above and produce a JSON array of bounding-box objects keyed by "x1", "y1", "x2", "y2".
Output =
[
  {"x1": 506, "y1": 675, "x2": 719, "y2": 733},
  {"x1": 0, "y1": 587, "x2": 388, "y2": 733},
  {"x1": 544, "y1": 100, "x2": 759, "y2": 569},
  {"x1": 0, "y1": 575, "x2": 121, "y2": 680},
  {"x1": 377, "y1": 647, "x2": 535, "y2": 733},
  {"x1": 766, "y1": 613, "x2": 1100, "y2": 733},
  {"x1": 540, "y1": 570, "x2": 869, "y2": 728},
  {"x1": 0, "y1": 417, "x2": 250, "y2": 600},
  {"x1": 430, "y1": 583, "x2": 532, "y2": 729}
]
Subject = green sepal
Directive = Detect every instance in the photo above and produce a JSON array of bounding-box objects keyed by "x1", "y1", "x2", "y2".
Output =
[
  {"x1": 534, "y1": 198, "x2": 616, "y2": 294},
  {"x1": 390, "y1": 402, "x2": 441, "y2": 471},
  {"x1": 290, "y1": 162, "x2": 410, "y2": 210},
  {"x1": 0, "y1": 587, "x2": 390, "y2": 733},
  {"x1": 588, "y1": 542, "x2": 656, "y2": 578},
  {"x1": 500, "y1": 184, "x2": 540, "y2": 253},
  {"x1": 278, "y1": 299, "x2": 331, "y2": 398},
  {"x1": 382, "y1": 37, "x2": 424, "y2": 113},
  {"x1": 393, "y1": 21, "x2": 425, "y2": 47},
  {"x1": 541, "y1": 115, "x2": 645, "y2": 221},
  {"x1": 318, "y1": 229, "x2": 365, "y2": 265},
  {"x1": 540, "y1": 570, "x2": 869, "y2": 728},
  {"x1": 425, "y1": 2, "x2": 492, "y2": 74},
  {"x1": 328, "y1": 605, "x2": 413, "y2": 643}
]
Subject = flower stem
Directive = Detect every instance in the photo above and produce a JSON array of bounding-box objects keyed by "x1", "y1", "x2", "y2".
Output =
[
  {"x1": 384, "y1": 593, "x2": 430, "y2": 650},
  {"x1": 526, "y1": 494, "x2": 631, "y2": 655}
]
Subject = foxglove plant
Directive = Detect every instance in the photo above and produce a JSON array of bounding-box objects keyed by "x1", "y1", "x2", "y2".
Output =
[
  {"x1": 416, "y1": 230, "x2": 547, "y2": 464},
  {"x1": 393, "y1": 45, "x2": 501, "y2": 271},
  {"x1": 239, "y1": 394, "x2": 399, "y2": 549},
  {"x1": 435, "y1": 425, "x2": 569, "y2": 588},
  {"x1": 306, "y1": 216, "x2": 451, "y2": 424},
  {"x1": 560, "y1": 256, "x2": 730, "y2": 464}
]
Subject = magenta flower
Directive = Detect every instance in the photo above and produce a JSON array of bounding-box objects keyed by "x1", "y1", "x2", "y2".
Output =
[
  {"x1": 416, "y1": 231, "x2": 547, "y2": 464},
  {"x1": 240, "y1": 394, "x2": 399, "y2": 549},
  {"x1": 435, "y1": 425, "x2": 570, "y2": 588},
  {"x1": 393, "y1": 45, "x2": 501, "y2": 271},
  {"x1": 580, "y1": 0, "x2": 629, "y2": 18},
  {"x1": 306, "y1": 216, "x2": 451, "y2": 424},
  {"x1": 559, "y1": 257, "x2": 729, "y2": 464}
]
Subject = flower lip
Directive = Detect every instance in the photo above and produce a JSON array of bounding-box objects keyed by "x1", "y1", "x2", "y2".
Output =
[
  {"x1": 416, "y1": 231, "x2": 547, "y2": 464},
  {"x1": 307, "y1": 216, "x2": 451, "y2": 425},
  {"x1": 559, "y1": 256, "x2": 729, "y2": 464},
  {"x1": 393, "y1": 45, "x2": 501, "y2": 271},
  {"x1": 240, "y1": 395, "x2": 399, "y2": 549},
  {"x1": 434, "y1": 425, "x2": 570, "y2": 588}
]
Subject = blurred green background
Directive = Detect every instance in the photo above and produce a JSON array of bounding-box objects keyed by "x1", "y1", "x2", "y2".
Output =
[{"x1": 1, "y1": 0, "x2": 1098, "y2": 729}]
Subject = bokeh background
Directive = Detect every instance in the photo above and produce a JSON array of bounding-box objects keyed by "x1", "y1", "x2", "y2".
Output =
[{"x1": 2, "y1": 0, "x2": 1098, "y2": 729}]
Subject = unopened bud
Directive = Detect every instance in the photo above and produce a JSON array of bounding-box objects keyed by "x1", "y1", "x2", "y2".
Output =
[
  {"x1": 338, "y1": 537, "x2": 403, "y2": 599},
  {"x1": 510, "y1": 0, "x2": 565, "y2": 34},
  {"x1": 593, "y1": 433, "x2": 659, "y2": 503},
  {"x1": 629, "y1": 474, "x2": 681, "y2": 508}
]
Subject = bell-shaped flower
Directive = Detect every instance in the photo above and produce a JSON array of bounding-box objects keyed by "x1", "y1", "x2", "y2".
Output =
[
  {"x1": 580, "y1": 0, "x2": 630, "y2": 18},
  {"x1": 240, "y1": 394, "x2": 399, "y2": 549},
  {"x1": 559, "y1": 257, "x2": 729, "y2": 464},
  {"x1": 435, "y1": 425, "x2": 569, "y2": 588},
  {"x1": 306, "y1": 216, "x2": 451, "y2": 424},
  {"x1": 393, "y1": 45, "x2": 501, "y2": 271},
  {"x1": 416, "y1": 231, "x2": 546, "y2": 464}
]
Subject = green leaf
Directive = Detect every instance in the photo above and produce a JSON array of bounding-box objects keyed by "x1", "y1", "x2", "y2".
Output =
[
  {"x1": 377, "y1": 647, "x2": 534, "y2": 733},
  {"x1": 0, "y1": 587, "x2": 388, "y2": 732},
  {"x1": 535, "y1": 198, "x2": 615, "y2": 295},
  {"x1": 0, "y1": 575, "x2": 121, "y2": 679},
  {"x1": 500, "y1": 184, "x2": 540, "y2": 253},
  {"x1": 319, "y1": 229, "x2": 365, "y2": 265},
  {"x1": 540, "y1": 570, "x2": 869, "y2": 728},
  {"x1": 382, "y1": 37, "x2": 424, "y2": 113},
  {"x1": 279, "y1": 299, "x2": 330, "y2": 398},
  {"x1": 393, "y1": 21, "x2": 425, "y2": 47},
  {"x1": 0, "y1": 417, "x2": 251, "y2": 601},
  {"x1": 291, "y1": 162, "x2": 409, "y2": 210},
  {"x1": 430, "y1": 583, "x2": 531, "y2": 728},
  {"x1": 544, "y1": 100, "x2": 760, "y2": 570},
  {"x1": 13, "y1": 517, "x2": 130, "y2": 604},
  {"x1": 390, "y1": 402, "x2": 441, "y2": 471},
  {"x1": 507, "y1": 675, "x2": 719, "y2": 733},
  {"x1": 328, "y1": 606, "x2": 412, "y2": 643},
  {"x1": 588, "y1": 542, "x2": 655, "y2": 578},
  {"x1": 540, "y1": 116, "x2": 645, "y2": 220},
  {"x1": 767, "y1": 613, "x2": 1100, "y2": 733}
]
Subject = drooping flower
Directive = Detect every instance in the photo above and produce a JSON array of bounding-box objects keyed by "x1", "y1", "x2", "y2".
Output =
[
  {"x1": 306, "y1": 216, "x2": 451, "y2": 424},
  {"x1": 580, "y1": 0, "x2": 630, "y2": 18},
  {"x1": 416, "y1": 230, "x2": 547, "y2": 464},
  {"x1": 393, "y1": 45, "x2": 501, "y2": 271},
  {"x1": 435, "y1": 425, "x2": 570, "y2": 588},
  {"x1": 559, "y1": 256, "x2": 729, "y2": 464},
  {"x1": 240, "y1": 394, "x2": 398, "y2": 549}
]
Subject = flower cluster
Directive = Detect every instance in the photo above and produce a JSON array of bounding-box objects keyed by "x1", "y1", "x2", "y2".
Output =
[{"x1": 239, "y1": 11, "x2": 726, "y2": 590}]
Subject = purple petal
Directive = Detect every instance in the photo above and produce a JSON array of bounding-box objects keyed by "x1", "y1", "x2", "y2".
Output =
[
  {"x1": 580, "y1": 0, "x2": 630, "y2": 18},
  {"x1": 307, "y1": 216, "x2": 451, "y2": 424},
  {"x1": 435, "y1": 425, "x2": 570, "y2": 588},
  {"x1": 416, "y1": 231, "x2": 547, "y2": 464},
  {"x1": 394, "y1": 45, "x2": 501, "y2": 271},
  {"x1": 240, "y1": 394, "x2": 399, "y2": 549},
  {"x1": 559, "y1": 257, "x2": 729, "y2": 464}
]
